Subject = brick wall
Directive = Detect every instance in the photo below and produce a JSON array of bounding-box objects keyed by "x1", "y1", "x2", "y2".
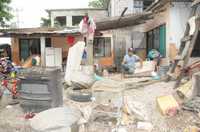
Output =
[{"x1": 51, "y1": 35, "x2": 84, "y2": 59}]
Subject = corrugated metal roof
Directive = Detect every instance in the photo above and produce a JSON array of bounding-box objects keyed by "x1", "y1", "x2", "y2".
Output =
[{"x1": 0, "y1": 27, "x2": 81, "y2": 37}]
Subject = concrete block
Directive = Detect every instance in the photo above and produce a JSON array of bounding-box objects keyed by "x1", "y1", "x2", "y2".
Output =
[{"x1": 156, "y1": 95, "x2": 179, "y2": 116}]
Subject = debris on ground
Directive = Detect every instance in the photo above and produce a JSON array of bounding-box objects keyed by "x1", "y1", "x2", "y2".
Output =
[
  {"x1": 183, "y1": 96, "x2": 200, "y2": 113},
  {"x1": 156, "y1": 95, "x2": 180, "y2": 116},
  {"x1": 67, "y1": 87, "x2": 92, "y2": 102},
  {"x1": 124, "y1": 96, "x2": 149, "y2": 121},
  {"x1": 136, "y1": 122, "x2": 153, "y2": 132},
  {"x1": 30, "y1": 107, "x2": 81, "y2": 132},
  {"x1": 177, "y1": 81, "x2": 193, "y2": 100},
  {"x1": 92, "y1": 79, "x2": 124, "y2": 92},
  {"x1": 6, "y1": 105, "x2": 13, "y2": 109},
  {"x1": 184, "y1": 126, "x2": 200, "y2": 132}
]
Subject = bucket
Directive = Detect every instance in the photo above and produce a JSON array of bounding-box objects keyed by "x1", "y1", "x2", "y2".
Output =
[{"x1": 158, "y1": 66, "x2": 169, "y2": 78}]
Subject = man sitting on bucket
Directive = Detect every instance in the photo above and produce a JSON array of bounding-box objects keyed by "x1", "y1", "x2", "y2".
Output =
[{"x1": 122, "y1": 48, "x2": 143, "y2": 74}]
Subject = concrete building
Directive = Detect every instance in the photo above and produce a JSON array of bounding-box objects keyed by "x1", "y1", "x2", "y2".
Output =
[
  {"x1": 143, "y1": 0, "x2": 193, "y2": 60},
  {"x1": 102, "y1": 0, "x2": 196, "y2": 71},
  {"x1": 106, "y1": 0, "x2": 154, "y2": 70},
  {"x1": 46, "y1": 8, "x2": 108, "y2": 27},
  {"x1": 1, "y1": 28, "x2": 83, "y2": 66},
  {"x1": 46, "y1": 8, "x2": 116, "y2": 68}
]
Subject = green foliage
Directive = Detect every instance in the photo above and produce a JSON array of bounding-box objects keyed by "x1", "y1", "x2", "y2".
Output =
[
  {"x1": 40, "y1": 17, "x2": 51, "y2": 27},
  {"x1": 88, "y1": 0, "x2": 109, "y2": 8},
  {"x1": 0, "y1": 0, "x2": 13, "y2": 27}
]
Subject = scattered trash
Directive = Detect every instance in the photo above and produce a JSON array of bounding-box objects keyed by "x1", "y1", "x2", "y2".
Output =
[
  {"x1": 183, "y1": 96, "x2": 200, "y2": 113},
  {"x1": 24, "y1": 112, "x2": 35, "y2": 120},
  {"x1": 156, "y1": 95, "x2": 179, "y2": 116},
  {"x1": 137, "y1": 122, "x2": 153, "y2": 132},
  {"x1": 151, "y1": 71, "x2": 160, "y2": 80},
  {"x1": 184, "y1": 126, "x2": 200, "y2": 132},
  {"x1": 112, "y1": 126, "x2": 127, "y2": 132},
  {"x1": 92, "y1": 79, "x2": 124, "y2": 92},
  {"x1": 177, "y1": 81, "x2": 193, "y2": 99},
  {"x1": 6, "y1": 105, "x2": 13, "y2": 109},
  {"x1": 70, "y1": 70, "x2": 95, "y2": 89},
  {"x1": 94, "y1": 74, "x2": 104, "y2": 81},
  {"x1": 78, "y1": 105, "x2": 93, "y2": 124},
  {"x1": 91, "y1": 104, "x2": 118, "y2": 126},
  {"x1": 67, "y1": 87, "x2": 92, "y2": 102},
  {"x1": 8, "y1": 100, "x2": 19, "y2": 105},
  {"x1": 124, "y1": 96, "x2": 149, "y2": 121}
]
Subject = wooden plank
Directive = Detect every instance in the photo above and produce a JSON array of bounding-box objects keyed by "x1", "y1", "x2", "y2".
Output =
[
  {"x1": 166, "y1": 7, "x2": 197, "y2": 82},
  {"x1": 174, "y1": 18, "x2": 200, "y2": 88},
  {"x1": 86, "y1": 39, "x2": 94, "y2": 65},
  {"x1": 181, "y1": 35, "x2": 192, "y2": 42}
]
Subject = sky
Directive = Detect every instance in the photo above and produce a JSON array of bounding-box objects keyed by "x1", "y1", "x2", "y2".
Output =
[{"x1": 10, "y1": 0, "x2": 90, "y2": 28}]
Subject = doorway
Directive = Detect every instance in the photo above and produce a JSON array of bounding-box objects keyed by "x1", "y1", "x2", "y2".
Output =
[
  {"x1": 146, "y1": 24, "x2": 166, "y2": 57},
  {"x1": 19, "y1": 38, "x2": 41, "y2": 62}
]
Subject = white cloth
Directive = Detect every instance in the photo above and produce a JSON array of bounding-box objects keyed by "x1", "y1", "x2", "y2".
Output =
[{"x1": 64, "y1": 41, "x2": 85, "y2": 85}]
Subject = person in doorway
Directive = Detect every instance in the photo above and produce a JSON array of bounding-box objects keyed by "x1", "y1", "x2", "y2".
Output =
[
  {"x1": 147, "y1": 49, "x2": 162, "y2": 72},
  {"x1": 122, "y1": 48, "x2": 143, "y2": 74}
]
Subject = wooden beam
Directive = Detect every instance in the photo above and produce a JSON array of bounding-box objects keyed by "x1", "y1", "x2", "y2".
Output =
[{"x1": 40, "y1": 37, "x2": 46, "y2": 66}]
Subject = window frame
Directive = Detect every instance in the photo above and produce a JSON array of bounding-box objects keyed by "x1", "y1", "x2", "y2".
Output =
[
  {"x1": 19, "y1": 38, "x2": 41, "y2": 61},
  {"x1": 72, "y1": 16, "x2": 84, "y2": 26},
  {"x1": 93, "y1": 37, "x2": 112, "y2": 58},
  {"x1": 54, "y1": 16, "x2": 66, "y2": 27}
]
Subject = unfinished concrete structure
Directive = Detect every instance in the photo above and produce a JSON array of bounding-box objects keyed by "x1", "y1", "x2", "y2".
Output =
[
  {"x1": 106, "y1": 0, "x2": 154, "y2": 71},
  {"x1": 143, "y1": 0, "x2": 193, "y2": 60},
  {"x1": 47, "y1": 8, "x2": 108, "y2": 27}
]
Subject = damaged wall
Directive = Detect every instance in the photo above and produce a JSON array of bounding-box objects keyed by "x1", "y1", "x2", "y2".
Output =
[
  {"x1": 51, "y1": 36, "x2": 83, "y2": 60},
  {"x1": 112, "y1": 26, "x2": 146, "y2": 71},
  {"x1": 142, "y1": 2, "x2": 192, "y2": 59},
  {"x1": 109, "y1": 0, "x2": 134, "y2": 17},
  {"x1": 168, "y1": 2, "x2": 192, "y2": 49}
]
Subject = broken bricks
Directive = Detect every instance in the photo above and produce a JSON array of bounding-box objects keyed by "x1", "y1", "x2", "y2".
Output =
[
  {"x1": 156, "y1": 95, "x2": 180, "y2": 116},
  {"x1": 177, "y1": 81, "x2": 193, "y2": 100}
]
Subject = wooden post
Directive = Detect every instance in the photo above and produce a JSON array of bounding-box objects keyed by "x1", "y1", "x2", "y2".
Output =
[
  {"x1": 40, "y1": 37, "x2": 46, "y2": 67},
  {"x1": 86, "y1": 39, "x2": 94, "y2": 65}
]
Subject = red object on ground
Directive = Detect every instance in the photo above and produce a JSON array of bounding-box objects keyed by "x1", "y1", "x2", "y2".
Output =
[
  {"x1": 12, "y1": 79, "x2": 18, "y2": 96},
  {"x1": 2, "y1": 79, "x2": 8, "y2": 87},
  {"x1": 67, "y1": 36, "x2": 75, "y2": 46},
  {"x1": 25, "y1": 112, "x2": 35, "y2": 120}
]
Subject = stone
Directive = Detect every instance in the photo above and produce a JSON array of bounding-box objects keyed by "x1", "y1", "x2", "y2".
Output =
[
  {"x1": 137, "y1": 122, "x2": 153, "y2": 132},
  {"x1": 156, "y1": 95, "x2": 179, "y2": 116}
]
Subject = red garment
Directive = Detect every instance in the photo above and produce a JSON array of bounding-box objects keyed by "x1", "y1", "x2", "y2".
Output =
[{"x1": 67, "y1": 36, "x2": 75, "y2": 46}]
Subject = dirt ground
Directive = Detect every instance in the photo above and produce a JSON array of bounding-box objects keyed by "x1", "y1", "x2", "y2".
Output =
[
  {"x1": 0, "y1": 74, "x2": 199, "y2": 132},
  {"x1": 124, "y1": 81, "x2": 199, "y2": 132},
  {"x1": 0, "y1": 96, "x2": 32, "y2": 132}
]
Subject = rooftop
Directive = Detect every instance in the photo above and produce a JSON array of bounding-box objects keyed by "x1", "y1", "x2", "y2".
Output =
[
  {"x1": 0, "y1": 27, "x2": 81, "y2": 37},
  {"x1": 46, "y1": 8, "x2": 107, "y2": 13},
  {"x1": 96, "y1": 12, "x2": 153, "y2": 31}
]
